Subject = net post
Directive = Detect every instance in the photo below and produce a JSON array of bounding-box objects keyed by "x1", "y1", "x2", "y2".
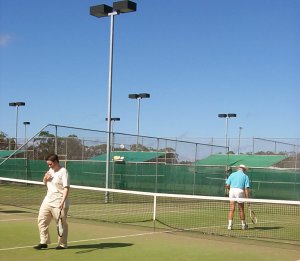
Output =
[{"x1": 153, "y1": 194, "x2": 157, "y2": 225}]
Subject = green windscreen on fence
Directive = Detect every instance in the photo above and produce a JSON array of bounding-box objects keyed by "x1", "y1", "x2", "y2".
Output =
[{"x1": 0, "y1": 158, "x2": 299, "y2": 200}]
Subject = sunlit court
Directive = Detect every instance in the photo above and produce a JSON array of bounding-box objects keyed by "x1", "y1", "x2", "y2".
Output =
[
  {"x1": 1, "y1": 198, "x2": 300, "y2": 260},
  {"x1": 1, "y1": 0, "x2": 300, "y2": 260}
]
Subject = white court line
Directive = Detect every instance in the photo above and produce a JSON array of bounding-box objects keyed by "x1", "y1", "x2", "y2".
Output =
[
  {"x1": 0, "y1": 230, "x2": 171, "y2": 252},
  {"x1": 0, "y1": 218, "x2": 36, "y2": 222},
  {"x1": 0, "y1": 219, "x2": 275, "y2": 252}
]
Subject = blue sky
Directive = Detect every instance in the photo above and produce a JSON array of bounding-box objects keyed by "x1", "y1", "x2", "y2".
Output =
[{"x1": 0, "y1": 0, "x2": 299, "y2": 141}]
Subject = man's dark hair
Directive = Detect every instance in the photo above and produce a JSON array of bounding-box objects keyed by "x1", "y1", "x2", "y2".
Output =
[{"x1": 46, "y1": 154, "x2": 59, "y2": 163}]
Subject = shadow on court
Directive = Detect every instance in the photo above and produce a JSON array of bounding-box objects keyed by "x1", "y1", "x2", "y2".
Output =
[
  {"x1": 67, "y1": 242, "x2": 133, "y2": 254},
  {"x1": 252, "y1": 226, "x2": 282, "y2": 230}
]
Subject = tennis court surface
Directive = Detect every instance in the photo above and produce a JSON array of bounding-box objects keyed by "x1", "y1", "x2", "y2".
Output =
[
  {"x1": 1, "y1": 178, "x2": 300, "y2": 260},
  {"x1": 1, "y1": 204, "x2": 300, "y2": 261}
]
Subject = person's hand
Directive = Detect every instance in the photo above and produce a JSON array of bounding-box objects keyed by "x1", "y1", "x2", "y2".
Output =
[
  {"x1": 44, "y1": 172, "x2": 53, "y2": 182},
  {"x1": 59, "y1": 202, "x2": 64, "y2": 210}
]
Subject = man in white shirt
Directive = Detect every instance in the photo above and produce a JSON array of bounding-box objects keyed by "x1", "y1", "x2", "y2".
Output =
[{"x1": 34, "y1": 154, "x2": 70, "y2": 250}]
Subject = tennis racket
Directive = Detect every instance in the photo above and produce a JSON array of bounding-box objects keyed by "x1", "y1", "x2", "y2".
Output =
[
  {"x1": 57, "y1": 209, "x2": 64, "y2": 237},
  {"x1": 249, "y1": 206, "x2": 257, "y2": 224}
]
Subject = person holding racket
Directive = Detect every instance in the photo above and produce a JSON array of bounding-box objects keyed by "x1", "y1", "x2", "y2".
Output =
[
  {"x1": 225, "y1": 164, "x2": 250, "y2": 230},
  {"x1": 34, "y1": 154, "x2": 70, "y2": 250}
]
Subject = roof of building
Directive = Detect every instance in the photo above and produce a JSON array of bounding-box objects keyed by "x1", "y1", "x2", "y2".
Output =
[{"x1": 195, "y1": 154, "x2": 287, "y2": 168}]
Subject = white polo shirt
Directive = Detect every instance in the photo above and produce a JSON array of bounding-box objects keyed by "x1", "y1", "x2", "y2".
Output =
[{"x1": 43, "y1": 167, "x2": 70, "y2": 208}]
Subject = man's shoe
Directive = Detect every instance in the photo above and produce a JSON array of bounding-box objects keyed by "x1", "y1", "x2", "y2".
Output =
[
  {"x1": 55, "y1": 245, "x2": 67, "y2": 250},
  {"x1": 227, "y1": 225, "x2": 232, "y2": 230},
  {"x1": 242, "y1": 224, "x2": 248, "y2": 230},
  {"x1": 34, "y1": 244, "x2": 48, "y2": 250}
]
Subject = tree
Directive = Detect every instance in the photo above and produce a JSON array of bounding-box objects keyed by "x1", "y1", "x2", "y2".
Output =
[
  {"x1": 0, "y1": 131, "x2": 14, "y2": 150},
  {"x1": 65, "y1": 135, "x2": 85, "y2": 160},
  {"x1": 130, "y1": 143, "x2": 149, "y2": 151},
  {"x1": 33, "y1": 131, "x2": 56, "y2": 160}
]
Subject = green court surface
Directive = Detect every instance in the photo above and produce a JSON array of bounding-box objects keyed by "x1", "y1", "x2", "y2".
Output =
[{"x1": 1, "y1": 205, "x2": 299, "y2": 261}]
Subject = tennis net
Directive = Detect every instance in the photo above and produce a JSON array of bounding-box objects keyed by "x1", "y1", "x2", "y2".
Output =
[{"x1": 0, "y1": 177, "x2": 299, "y2": 245}]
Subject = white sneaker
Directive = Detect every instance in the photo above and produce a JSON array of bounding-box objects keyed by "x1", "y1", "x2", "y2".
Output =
[
  {"x1": 242, "y1": 224, "x2": 248, "y2": 230},
  {"x1": 228, "y1": 225, "x2": 232, "y2": 230}
]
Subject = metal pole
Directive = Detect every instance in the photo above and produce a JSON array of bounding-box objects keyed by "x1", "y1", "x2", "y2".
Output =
[
  {"x1": 105, "y1": 11, "x2": 117, "y2": 202},
  {"x1": 238, "y1": 127, "x2": 242, "y2": 154},
  {"x1": 24, "y1": 124, "x2": 27, "y2": 151},
  {"x1": 55, "y1": 125, "x2": 58, "y2": 155},
  {"x1": 24, "y1": 124, "x2": 26, "y2": 144},
  {"x1": 136, "y1": 97, "x2": 141, "y2": 148},
  {"x1": 24, "y1": 124, "x2": 27, "y2": 163},
  {"x1": 155, "y1": 138, "x2": 159, "y2": 193},
  {"x1": 193, "y1": 143, "x2": 198, "y2": 195},
  {"x1": 294, "y1": 144, "x2": 297, "y2": 170},
  {"x1": 225, "y1": 116, "x2": 229, "y2": 152},
  {"x1": 111, "y1": 121, "x2": 115, "y2": 152},
  {"x1": 15, "y1": 106, "x2": 19, "y2": 149}
]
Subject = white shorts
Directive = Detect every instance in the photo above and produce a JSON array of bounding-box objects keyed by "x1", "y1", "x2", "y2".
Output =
[{"x1": 229, "y1": 188, "x2": 245, "y2": 203}]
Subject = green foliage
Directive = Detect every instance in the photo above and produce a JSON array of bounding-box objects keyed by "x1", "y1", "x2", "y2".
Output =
[{"x1": 0, "y1": 131, "x2": 15, "y2": 150}]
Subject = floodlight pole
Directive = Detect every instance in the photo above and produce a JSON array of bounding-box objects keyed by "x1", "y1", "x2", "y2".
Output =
[
  {"x1": 104, "y1": 10, "x2": 118, "y2": 202},
  {"x1": 23, "y1": 121, "x2": 30, "y2": 146},
  {"x1": 136, "y1": 97, "x2": 141, "y2": 145},
  {"x1": 90, "y1": 1, "x2": 137, "y2": 203},
  {"x1": 9, "y1": 102, "x2": 25, "y2": 150},
  {"x1": 238, "y1": 126, "x2": 243, "y2": 154},
  {"x1": 23, "y1": 121, "x2": 30, "y2": 161},
  {"x1": 218, "y1": 113, "x2": 237, "y2": 153},
  {"x1": 128, "y1": 93, "x2": 150, "y2": 148},
  {"x1": 105, "y1": 117, "x2": 120, "y2": 152}
]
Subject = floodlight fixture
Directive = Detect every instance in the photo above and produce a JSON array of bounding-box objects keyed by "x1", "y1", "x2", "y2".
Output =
[
  {"x1": 9, "y1": 102, "x2": 25, "y2": 107},
  {"x1": 90, "y1": 4, "x2": 113, "y2": 18},
  {"x1": 113, "y1": 1, "x2": 137, "y2": 13},
  {"x1": 228, "y1": 113, "x2": 237, "y2": 118},
  {"x1": 128, "y1": 93, "x2": 150, "y2": 99},
  {"x1": 90, "y1": 1, "x2": 136, "y2": 18},
  {"x1": 105, "y1": 117, "x2": 120, "y2": 121}
]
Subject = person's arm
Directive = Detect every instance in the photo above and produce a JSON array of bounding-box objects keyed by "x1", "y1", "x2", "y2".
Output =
[
  {"x1": 244, "y1": 175, "x2": 251, "y2": 202},
  {"x1": 245, "y1": 187, "x2": 250, "y2": 206},
  {"x1": 225, "y1": 175, "x2": 231, "y2": 190},
  {"x1": 59, "y1": 186, "x2": 70, "y2": 209},
  {"x1": 245, "y1": 187, "x2": 250, "y2": 198}
]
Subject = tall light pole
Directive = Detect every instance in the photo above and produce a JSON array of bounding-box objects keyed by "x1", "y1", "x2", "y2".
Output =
[
  {"x1": 238, "y1": 126, "x2": 243, "y2": 154},
  {"x1": 23, "y1": 122, "x2": 30, "y2": 144},
  {"x1": 23, "y1": 122, "x2": 30, "y2": 159},
  {"x1": 218, "y1": 113, "x2": 237, "y2": 152},
  {"x1": 9, "y1": 102, "x2": 25, "y2": 149},
  {"x1": 105, "y1": 117, "x2": 120, "y2": 151},
  {"x1": 105, "y1": 117, "x2": 120, "y2": 134},
  {"x1": 90, "y1": 1, "x2": 137, "y2": 201},
  {"x1": 128, "y1": 93, "x2": 150, "y2": 148}
]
